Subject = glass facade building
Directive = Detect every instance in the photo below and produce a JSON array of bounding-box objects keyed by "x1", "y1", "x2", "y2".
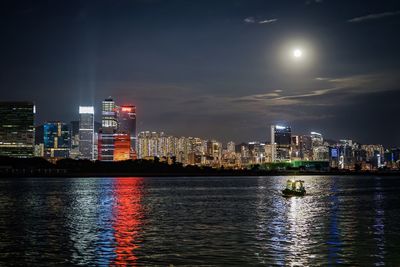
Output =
[
  {"x1": 0, "y1": 102, "x2": 35, "y2": 158},
  {"x1": 98, "y1": 98, "x2": 137, "y2": 161},
  {"x1": 43, "y1": 121, "x2": 70, "y2": 159},
  {"x1": 98, "y1": 98, "x2": 117, "y2": 161},
  {"x1": 79, "y1": 106, "x2": 94, "y2": 160},
  {"x1": 118, "y1": 105, "x2": 137, "y2": 159},
  {"x1": 114, "y1": 133, "x2": 131, "y2": 161},
  {"x1": 271, "y1": 125, "x2": 291, "y2": 162}
]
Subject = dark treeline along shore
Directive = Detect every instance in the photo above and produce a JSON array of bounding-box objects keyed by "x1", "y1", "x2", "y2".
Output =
[{"x1": 1, "y1": 156, "x2": 400, "y2": 178}]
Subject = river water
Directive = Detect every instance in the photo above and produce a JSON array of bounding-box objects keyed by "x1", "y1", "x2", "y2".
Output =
[{"x1": 0, "y1": 176, "x2": 399, "y2": 266}]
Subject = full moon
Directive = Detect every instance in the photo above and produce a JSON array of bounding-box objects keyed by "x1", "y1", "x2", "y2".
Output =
[{"x1": 293, "y1": 49, "x2": 302, "y2": 58}]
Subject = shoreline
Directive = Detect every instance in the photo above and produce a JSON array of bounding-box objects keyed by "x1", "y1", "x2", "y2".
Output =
[{"x1": 2, "y1": 171, "x2": 400, "y2": 178}]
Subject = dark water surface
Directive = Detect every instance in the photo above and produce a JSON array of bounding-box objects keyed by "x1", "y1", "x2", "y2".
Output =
[{"x1": 0, "y1": 176, "x2": 399, "y2": 266}]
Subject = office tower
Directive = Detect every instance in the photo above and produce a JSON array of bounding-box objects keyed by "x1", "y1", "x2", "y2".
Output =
[
  {"x1": 248, "y1": 141, "x2": 265, "y2": 164},
  {"x1": 291, "y1": 135, "x2": 300, "y2": 159},
  {"x1": 69, "y1": 121, "x2": 80, "y2": 159},
  {"x1": 98, "y1": 97, "x2": 118, "y2": 161},
  {"x1": 310, "y1": 132, "x2": 324, "y2": 147},
  {"x1": 118, "y1": 105, "x2": 137, "y2": 158},
  {"x1": 299, "y1": 135, "x2": 312, "y2": 160},
  {"x1": 270, "y1": 125, "x2": 291, "y2": 162},
  {"x1": 338, "y1": 139, "x2": 355, "y2": 170},
  {"x1": 102, "y1": 97, "x2": 118, "y2": 130},
  {"x1": 313, "y1": 146, "x2": 329, "y2": 161},
  {"x1": 43, "y1": 121, "x2": 70, "y2": 159},
  {"x1": 34, "y1": 124, "x2": 45, "y2": 157},
  {"x1": 0, "y1": 102, "x2": 35, "y2": 158},
  {"x1": 79, "y1": 106, "x2": 94, "y2": 160},
  {"x1": 206, "y1": 140, "x2": 222, "y2": 166},
  {"x1": 264, "y1": 143, "x2": 274, "y2": 163},
  {"x1": 35, "y1": 125, "x2": 44, "y2": 145},
  {"x1": 114, "y1": 133, "x2": 131, "y2": 161},
  {"x1": 227, "y1": 141, "x2": 236, "y2": 153}
]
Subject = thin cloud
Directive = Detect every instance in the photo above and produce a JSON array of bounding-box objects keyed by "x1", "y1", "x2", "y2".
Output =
[
  {"x1": 244, "y1": 17, "x2": 278, "y2": 24},
  {"x1": 348, "y1": 10, "x2": 400, "y2": 23},
  {"x1": 258, "y1": 18, "x2": 278, "y2": 24},
  {"x1": 243, "y1": 17, "x2": 255, "y2": 23}
]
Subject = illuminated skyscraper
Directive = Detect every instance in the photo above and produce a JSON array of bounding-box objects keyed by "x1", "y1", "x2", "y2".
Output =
[
  {"x1": 271, "y1": 125, "x2": 291, "y2": 162},
  {"x1": 79, "y1": 106, "x2": 94, "y2": 160},
  {"x1": 227, "y1": 141, "x2": 236, "y2": 153},
  {"x1": 0, "y1": 102, "x2": 35, "y2": 158},
  {"x1": 98, "y1": 98, "x2": 117, "y2": 161},
  {"x1": 114, "y1": 133, "x2": 131, "y2": 161},
  {"x1": 98, "y1": 98, "x2": 136, "y2": 161},
  {"x1": 299, "y1": 135, "x2": 312, "y2": 160},
  {"x1": 43, "y1": 121, "x2": 70, "y2": 159},
  {"x1": 118, "y1": 105, "x2": 137, "y2": 158},
  {"x1": 310, "y1": 132, "x2": 323, "y2": 147},
  {"x1": 102, "y1": 97, "x2": 118, "y2": 130}
]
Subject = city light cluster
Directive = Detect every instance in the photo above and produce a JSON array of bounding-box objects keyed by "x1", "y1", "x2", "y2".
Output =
[{"x1": 0, "y1": 101, "x2": 399, "y2": 171}]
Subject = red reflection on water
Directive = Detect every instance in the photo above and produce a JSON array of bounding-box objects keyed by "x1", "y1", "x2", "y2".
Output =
[{"x1": 112, "y1": 177, "x2": 143, "y2": 266}]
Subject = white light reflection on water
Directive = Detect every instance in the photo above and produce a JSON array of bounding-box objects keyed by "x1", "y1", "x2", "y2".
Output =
[
  {"x1": 256, "y1": 177, "x2": 319, "y2": 266},
  {"x1": 0, "y1": 176, "x2": 399, "y2": 265},
  {"x1": 67, "y1": 179, "x2": 100, "y2": 265},
  {"x1": 373, "y1": 176, "x2": 385, "y2": 266},
  {"x1": 285, "y1": 194, "x2": 316, "y2": 266},
  {"x1": 327, "y1": 178, "x2": 343, "y2": 265}
]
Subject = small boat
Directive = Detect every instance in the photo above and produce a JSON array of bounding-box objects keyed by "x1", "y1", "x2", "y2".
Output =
[{"x1": 282, "y1": 180, "x2": 306, "y2": 197}]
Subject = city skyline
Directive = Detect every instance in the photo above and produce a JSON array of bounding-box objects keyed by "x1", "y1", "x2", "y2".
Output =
[
  {"x1": 29, "y1": 100, "x2": 400, "y2": 148},
  {"x1": 2, "y1": 2, "x2": 400, "y2": 266},
  {"x1": 1, "y1": 1, "x2": 400, "y2": 147}
]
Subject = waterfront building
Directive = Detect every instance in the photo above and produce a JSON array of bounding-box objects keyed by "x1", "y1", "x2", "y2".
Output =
[
  {"x1": 291, "y1": 135, "x2": 301, "y2": 160},
  {"x1": 69, "y1": 121, "x2": 80, "y2": 159},
  {"x1": 206, "y1": 140, "x2": 222, "y2": 167},
  {"x1": 102, "y1": 97, "x2": 118, "y2": 130},
  {"x1": 0, "y1": 102, "x2": 35, "y2": 158},
  {"x1": 98, "y1": 98, "x2": 137, "y2": 161},
  {"x1": 98, "y1": 98, "x2": 117, "y2": 161},
  {"x1": 239, "y1": 143, "x2": 250, "y2": 165},
  {"x1": 137, "y1": 131, "x2": 165, "y2": 159},
  {"x1": 313, "y1": 146, "x2": 329, "y2": 161},
  {"x1": 118, "y1": 105, "x2": 137, "y2": 158},
  {"x1": 248, "y1": 141, "x2": 266, "y2": 164},
  {"x1": 271, "y1": 125, "x2": 291, "y2": 162},
  {"x1": 79, "y1": 106, "x2": 94, "y2": 160},
  {"x1": 311, "y1": 131, "x2": 324, "y2": 147},
  {"x1": 338, "y1": 139, "x2": 355, "y2": 170},
  {"x1": 227, "y1": 141, "x2": 235, "y2": 153},
  {"x1": 299, "y1": 135, "x2": 312, "y2": 160},
  {"x1": 264, "y1": 143, "x2": 275, "y2": 163},
  {"x1": 43, "y1": 121, "x2": 70, "y2": 159},
  {"x1": 114, "y1": 133, "x2": 131, "y2": 161}
]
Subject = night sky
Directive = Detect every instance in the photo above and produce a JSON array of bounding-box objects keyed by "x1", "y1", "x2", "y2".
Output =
[{"x1": 1, "y1": 0, "x2": 400, "y2": 146}]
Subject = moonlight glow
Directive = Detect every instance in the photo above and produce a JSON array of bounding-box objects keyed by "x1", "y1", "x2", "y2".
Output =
[{"x1": 293, "y1": 49, "x2": 302, "y2": 58}]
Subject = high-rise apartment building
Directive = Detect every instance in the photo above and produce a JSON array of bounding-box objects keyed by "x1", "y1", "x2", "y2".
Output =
[
  {"x1": 271, "y1": 125, "x2": 291, "y2": 162},
  {"x1": 79, "y1": 106, "x2": 94, "y2": 160},
  {"x1": 0, "y1": 102, "x2": 35, "y2": 158}
]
